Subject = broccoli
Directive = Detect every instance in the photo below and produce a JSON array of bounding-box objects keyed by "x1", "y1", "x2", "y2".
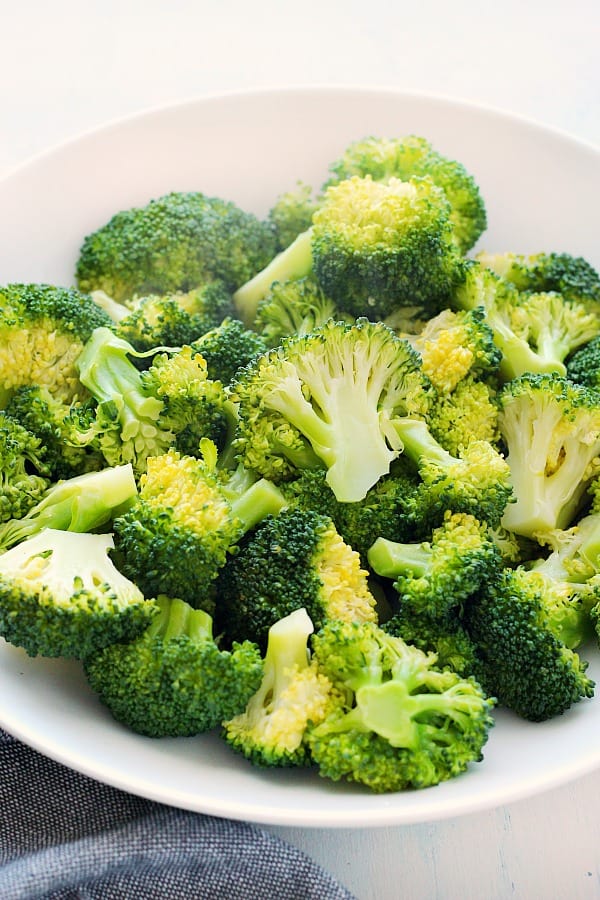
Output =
[
  {"x1": 567, "y1": 335, "x2": 600, "y2": 390},
  {"x1": 307, "y1": 619, "x2": 495, "y2": 792},
  {"x1": 464, "y1": 567, "x2": 595, "y2": 721},
  {"x1": 5, "y1": 385, "x2": 104, "y2": 480},
  {"x1": 254, "y1": 276, "x2": 339, "y2": 348},
  {"x1": 498, "y1": 374, "x2": 600, "y2": 537},
  {"x1": 231, "y1": 318, "x2": 430, "y2": 502},
  {"x1": 268, "y1": 182, "x2": 320, "y2": 251},
  {"x1": 72, "y1": 327, "x2": 230, "y2": 472},
  {"x1": 310, "y1": 174, "x2": 466, "y2": 320},
  {"x1": 223, "y1": 608, "x2": 338, "y2": 767},
  {"x1": 454, "y1": 262, "x2": 600, "y2": 380},
  {"x1": 0, "y1": 529, "x2": 156, "y2": 659},
  {"x1": 476, "y1": 251, "x2": 600, "y2": 307},
  {"x1": 427, "y1": 376, "x2": 501, "y2": 457},
  {"x1": 324, "y1": 134, "x2": 487, "y2": 253},
  {"x1": 190, "y1": 317, "x2": 267, "y2": 385},
  {"x1": 0, "y1": 283, "x2": 112, "y2": 405},
  {"x1": 368, "y1": 511, "x2": 502, "y2": 618},
  {"x1": 392, "y1": 417, "x2": 513, "y2": 528},
  {"x1": 0, "y1": 464, "x2": 138, "y2": 553},
  {"x1": 76, "y1": 191, "x2": 277, "y2": 302},
  {"x1": 84, "y1": 595, "x2": 263, "y2": 737},
  {"x1": 113, "y1": 280, "x2": 234, "y2": 353},
  {"x1": 382, "y1": 607, "x2": 479, "y2": 677},
  {"x1": 0, "y1": 413, "x2": 51, "y2": 524},
  {"x1": 112, "y1": 443, "x2": 286, "y2": 612},
  {"x1": 215, "y1": 507, "x2": 377, "y2": 650}
]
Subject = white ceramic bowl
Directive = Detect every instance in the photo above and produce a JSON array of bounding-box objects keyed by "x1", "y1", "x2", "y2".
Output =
[{"x1": 0, "y1": 87, "x2": 599, "y2": 828}]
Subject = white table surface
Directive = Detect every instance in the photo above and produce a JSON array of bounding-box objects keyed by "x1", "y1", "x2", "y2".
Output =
[{"x1": 3, "y1": 2, "x2": 600, "y2": 897}]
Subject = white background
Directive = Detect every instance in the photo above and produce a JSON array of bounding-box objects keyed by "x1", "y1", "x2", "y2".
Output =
[{"x1": 3, "y1": 1, "x2": 600, "y2": 897}]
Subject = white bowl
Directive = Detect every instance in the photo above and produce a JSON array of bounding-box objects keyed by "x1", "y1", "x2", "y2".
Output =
[{"x1": 0, "y1": 87, "x2": 599, "y2": 828}]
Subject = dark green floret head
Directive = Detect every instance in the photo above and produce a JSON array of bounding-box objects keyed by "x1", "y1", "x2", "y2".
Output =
[
  {"x1": 76, "y1": 191, "x2": 277, "y2": 302},
  {"x1": 190, "y1": 317, "x2": 268, "y2": 385},
  {"x1": 0, "y1": 413, "x2": 51, "y2": 524},
  {"x1": 84, "y1": 595, "x2": 263, "y2": 737},
  {"x1": 476, "y1": 251, "x2": 600, "y2": 306}
]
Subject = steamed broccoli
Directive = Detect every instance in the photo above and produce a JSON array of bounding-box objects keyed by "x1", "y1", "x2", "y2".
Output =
[
  {"x1": 464, "y1": 567, "x2": 595, "y2": 721},
  {"x1": 498, "y1": 374, "x2": 600, "y2": 537},
  {"x1": 0, "y1": 464, "x2": 138, "y2": 553},
  {"x1": 427, "y1": 376, "x2": 501, "y2": 457},
  {"x1": 368, "y1": 511, "x2": 502, "y2": 618},
  {"x1": 254, "y1": 276, "x2": 339, "y2": 348},
  {"x1": 0, "y1": 413, "x2": 51, "y2": 523},
  {"x1": 112, "y1": 442, "x2": 286, "y2": 612},
  {"x1": 76, "y1": 191, "x2": 277, "y2": 302},
  {"x1": 567, "y1": 335, "x2": 600, "y2": 390},
  {"x1": 307, "y1": 619, "x2": 495, "y2": 792},
  {"x1": 0, "y1": 529, "x2": 156, "y2": 659},
  {"x1": 190, "y1": 317, "x2": 267, "y2": 385},
  {"x1": 215, "y1": 507, "x2": 377, "y2": 650},
  {"x1": 268, "y1": 182, "x2": 320, "y2": 251},
  {"x1": 114, "y1": 280, "x2": 234, "y2": 353},
  {"x1": 382, "y1": 607, "x2": 479, "y2": 677},
  {"x1": 223, "y1": 608, "x2": 338, "y2": 767},
  {"x1": 84, "y1": 595, "x2": 263, "y2": 737},
  {"x1": 0, "y1": 283, "x2": 112, "y2": 405},
  {"x1": 324, "y1": 134, "x2": 487, "y2": 252},
  {"x1": 476, "y1": 251, "x2": 600, "y2": 306},
  {"x1": 231, "y1": 318, "x2": 430, "y2": 502}
]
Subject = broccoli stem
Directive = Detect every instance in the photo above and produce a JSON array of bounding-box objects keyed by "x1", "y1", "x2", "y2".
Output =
[
  {"x1": 393, "y1": 417, "x2": 454, "y2": 469},
  {"x1": 229, "y1": 478, "x2": 287, "y2": 533},
  {"x1": 367, "y1": 536, "x2": 432, "y2": 580},
  {"x1": 148, "y1": 595, "x2": 214, "y2": 642},
  {"x1": 233, "y1": 228, "x2": 314, "y2": 327}
]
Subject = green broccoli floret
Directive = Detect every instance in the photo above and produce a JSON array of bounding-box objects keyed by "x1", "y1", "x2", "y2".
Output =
[
  {"x1": 455, "y1": 262, "x2": 600, "y2": 380},
  {"x1": 223, "y1": 608, "x2": 339, "y2": 767},
  {"x1": 498, "y1": 374, "x2": 600, "y2": 537},
  {"x1": 0, "y1": 413, "x2": 51, "y2": 524},
  {"x1": 113, "y1": 280, "x2": 234, "y2": 353},
  {"x1": 382, "y1": 607, "x2": 479, "y2": 677},
  {"x1": 190, "y1": 317, "x2": 267, "y2": 385},
  {"x1": 567, "y1": 335, "x2": 600, "y2": 390},
  {"x1": 84, "y1": 595, "x2": 263, "y2": 737},
  {"x1": 464, "y1": 567, "x2": 595, "y2": 721},
  {"x1": 72, "y1": 328, "x2": 230, "y2": 471},
  {"x1": 5, "y1": 385, "x2": 103, "y2": 480},
  {"x1": 268, "y1": 182, "x2": 320, "y2": 251},
  {"x1": 427, "y1": 377, "x2": 500, "y2": 457},
  {"x1": 76, "y1": 192, "x2": 277, "y2": 302},
  {"x1": 476, "y1": 251, "x2": 600, "y2": 306},
  {"x1": 0, "y1": 283, "x2": 112, "y2": 405},
  {"x1": 215, "y1": 507, "x2": 377, "y2": 650},
  {"x1": 0, "y1": 464, "x2": 138, "y2": 554},
  {"x1": 0, "y1": 528, "x2": 156, "y2": 659},
  {"x1": 307, "y1": 619, "x2": 495, "y2": 792},
  {"x1": 112, "y1": 443, "x2": 287, "y2": 612},
  {"x1": 310, "y1": 174, "x2": 465, "y2": 320},
  {"x1": 254, "y1": 276, "x2": 339, "y2": 348},
  {"x1": 368, "y1": 511, "x2": 502, "y2": 618},
  {"x1": 231, "y1": 318, "x2": 430, "y2": 502},
  {"x1": 392, "y1": 417, "x2": 513, "y2": 528},
  {"x1": 324, "y1": 134, "x2": 487, "y2": 253}
]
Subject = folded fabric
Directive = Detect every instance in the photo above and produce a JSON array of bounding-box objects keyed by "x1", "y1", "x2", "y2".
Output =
[{"x1": 0, "y1": 730, "x2": 355, "y2": 900}]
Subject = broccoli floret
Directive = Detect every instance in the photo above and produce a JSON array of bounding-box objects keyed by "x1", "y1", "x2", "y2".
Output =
[
  {"x1": 455, "y1": 262, "x2": 600, "y2": 380},
  {"x1": 215, "y1": 507, "x2": 377, "y2": 650},
  {"x1": 382, "y1": 608, "x2": 479, "y2": 677},
  {"x1": 268, "y1": 182, "x2": 320, "y2": 251},
  {"x1": 0, "y1": 464, "x2": 138, "y2": 554},
  {"x1": 427, "y1": 376, "x2": 500, "y2": 457},
  {"x1": 567, "y1": 335, "x2": 600, "y2": 390},
  {"x1": 84, "y1": 595, "x2": 263, "y2": 737},
  {"x1": 254, "y1": 276, "x2": 339, "y2": 348},
  {"x1": 190, "y1": 317, "x2": 267, "y2": 385},
  {"x1": 231, "y1": 318, "x2": 430, "y2": 502},
  {"x1": 76, "y1": 192, "x2": 277, "y2": 302},
  {"x1": 393, "y1": 417, "x2": 513, "y2": 529},
  {"x1": 72, "y1": 328, "x2": 230, "y2": 471},
  {"x1": 0, "y1": 413, "x2": 51, "y2": 524},
  {"x1": 114, "y1": 280, "x2": 234, "y2": 353},
  {"x1": 324, "y1": 134, "x2": 487, "y2": 252},
  {"x1": 498, "y1": 374, "x2": 600, "y2": 537},
  {"x1": 223, "y1": 608, "x2": 339, "y2": 767},
  {"x1": 464, "y1": 567, "x2": 595, "y2": 721},
  {"x1": 5, "y1": 385, "x2": 103, "y2": 480},
  {"x1": 0, "y1": 283, "x2": 112, "y2": 405},
  {"x1": 476, "y1": 251, "x2": 600, "y2": 306},
  {"x1": 307, "y1": 619, "x2": 495, "y2": 792},
  {"x1": 0, "y1": 529, "x2": 156, "y2": 659},
  {"x1": 112, "y1": 443, "x2": 286, "y2": 612},
  {"x1": 311, "y1": 174, "x2": 465, "y2": 320},
  {"x1": 368, "y1": 511, "x2": 502, "y2": 618}
]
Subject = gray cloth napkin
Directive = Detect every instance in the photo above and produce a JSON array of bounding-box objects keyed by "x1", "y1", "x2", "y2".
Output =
[{"x1": 0, "y1": 730, "x2": 355, "y2": 900}]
